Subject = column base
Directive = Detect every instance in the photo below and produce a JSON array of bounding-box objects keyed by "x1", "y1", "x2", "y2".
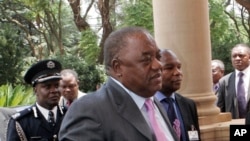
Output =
[
  {"x1": 199, "y1": 112, "x2": 232, "y2": 125},
  {"x1": 199, "y1": 113, "x2": 244, "y2": 141}
]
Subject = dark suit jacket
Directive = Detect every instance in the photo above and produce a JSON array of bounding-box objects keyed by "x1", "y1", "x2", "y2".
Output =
[
  {"x1": 245, "y1": 111, "x2": 250, "y2": 124},
  {"x1": 59, "y1": 77, "x2": 179, "y2": 141},
  {"x1": 155, "y1": 93, "x2": 201, "y2": 141},
  {"x1": 175, "y1": 93, "x2": 201, "y2": 141},
  {"x1": 7, "y1": 105, "x2": 66, "y2": 141},
  {"x1": 217, "y1": 72, "x2": 250, "y2": 119}
]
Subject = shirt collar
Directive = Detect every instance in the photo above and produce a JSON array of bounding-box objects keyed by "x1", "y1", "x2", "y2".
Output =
[
  {"x1": 155, "y1": 91, "x2": 175, "y2": 101},
  {"x1": 36, "y1": 102, "x2": 57, "y2": 119},
  {"x1": 110, "y1": 77, "x2": 153, "y2": 109},
  {"x1": 236, "y1": 65, "x2": 250, "y2": 76}
]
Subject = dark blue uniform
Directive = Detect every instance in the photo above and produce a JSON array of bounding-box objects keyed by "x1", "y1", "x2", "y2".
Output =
[{"x1": 7, "y1": 105, "x2": 66, "y2": 141}]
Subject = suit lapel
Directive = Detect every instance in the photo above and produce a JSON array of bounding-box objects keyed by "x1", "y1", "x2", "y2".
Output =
[
  {"x1": 36, "y1": 107, "x2": 54, "y2": 132},
  {"x1": 154, "y1": 99, "x2": 179, "y2": 141},
  {"x1": 106, "y1": 78, "x2": 153, "y2": 141},
  {"x1": 174, "y1": 94, "x2": 186, "y2": 121},
  {"x1": 175, "y1": 94, "x2": 191, "y2": 135},
  {"x1": 119, "y1": 99, "x2": 154, "y2": 140},
  {"x1": 35, "y1": 106, "x2": 62, "y2": 132},
  {"x1": 228, "y1": 72, "x2": 239, "y2": 118},
  {"x1": 54, "y1": 106, "x2": 65, "y2": 132}
]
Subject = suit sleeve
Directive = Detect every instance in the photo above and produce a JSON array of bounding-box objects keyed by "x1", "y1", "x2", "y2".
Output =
[
  {"x1": 190, "y1": 100, "x2": 201, "y2": 140},
  {"x1": 59, "y1": 97, "x2": 104, "y2": 141},
  {"x1": 217, "y1": 79, "x2": 226, "y2": 112}
]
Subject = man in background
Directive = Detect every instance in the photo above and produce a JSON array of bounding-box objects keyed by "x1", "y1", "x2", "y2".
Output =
[
  {"x1": 155, "y1": 49, "x2": 200, "y2": 141},
  {"x1": 7, "y1": 59, "x2": 66, "y2": 141},
  {"x1": 211, "y1": 59, "x2": 225, "y2": 95},
  {"x1": 217, "y1": 43, "x2": 250, "y2": 119},
  {"x1": 59, "y1": 69, "x2": 86, "y2": 108}
]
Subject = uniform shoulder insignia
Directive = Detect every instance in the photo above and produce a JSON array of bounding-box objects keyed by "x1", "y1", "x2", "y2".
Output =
[
  {"x1": 59, "y1": 105, "x2": 67, "y2": 115},
  {"x1": 11, "y1": 107, "x2": 33, "y2": 120}
]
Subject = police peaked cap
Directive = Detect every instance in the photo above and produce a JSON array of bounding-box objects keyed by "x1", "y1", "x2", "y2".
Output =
[{"x1": 24, "y1": 59, "x2": 62, "y2": 86}]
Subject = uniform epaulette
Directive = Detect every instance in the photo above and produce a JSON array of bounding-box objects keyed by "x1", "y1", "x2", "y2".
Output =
[
  {"x1": 59, "y1": 105, "x2": 67, "y2": 115},
  {"x1": 11, "y1": 106, "x2": 33, "y2": 120}
]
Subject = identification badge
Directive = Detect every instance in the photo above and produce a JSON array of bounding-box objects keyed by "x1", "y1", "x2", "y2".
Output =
[
  {"x1": 188, "y1": 130, "x2": 199, "y2": 140},
  {"x1": 188, "y1": 125, "x2": 199, "y2": 141}
]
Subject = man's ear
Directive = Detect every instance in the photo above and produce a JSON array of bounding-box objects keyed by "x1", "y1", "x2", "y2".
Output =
[
  {"x1": 33, "y1": 87, "x2": 37, "y2": 95},
  {"x1": 111, "y1": 58, "x2": 122, "y2": 78},
  {"x1": 221, "y1": 70, "x2": 225, "y2": 75}
]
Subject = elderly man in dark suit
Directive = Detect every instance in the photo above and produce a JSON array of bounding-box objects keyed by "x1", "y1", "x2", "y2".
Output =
[
  {"x1": 155, "y1": 49, "x2": 201, "y2": 141},
  {"x1": 59, "y1": 27, "x2": 179, "y2": 141},
  {"x1": 7, "y1": 59, "x2": 67, "y2": 141},
  {"x1": 217, "y1": 43, "x2": 250, "y2": 119}
]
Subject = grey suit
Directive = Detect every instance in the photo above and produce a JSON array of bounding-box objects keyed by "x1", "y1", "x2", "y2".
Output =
[
  {"x1": 59, "y1": 77, "x2": 178, "y2": 141},
  {"x1": 217, "y1": 72, "x2": 250, "y2": 119},
  {"x1": 0, "y1": 108, "x2": 16, "y2": 141}
]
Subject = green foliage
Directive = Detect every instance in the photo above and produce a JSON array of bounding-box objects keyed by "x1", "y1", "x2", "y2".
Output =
[
  {"x1": 209, "y1": 0, "x2": 247, "y2": 74},
  {"x1": 52, "y1": 28, "x2": 104, "y2": 92},
  {"x1": 54, "y1": 55, "x2": 106, "y2": 92},
  {"x1": 0, "y1": 84, "x2": 35, "y2": 107},
  {"x1": 23, "y1": 0, "x2": 54, "y2": 11},
  {"x1": 0, "y1": 24, "x2": 28, "y2": 85},
  {"x1": 0, "y1": 0, "x2": 79, "y2": 58},
  {"x1": 117, "y1": 0, "x2": 154, "y2": 33},
  {"x1": 209, "y1": 0, "x2": 233, "y2": 42},
  {"x1": 78, "y1": 28, "x2": 100, "y2": 64},
  {"x1": 2, "y1": 0, "x2": 250, "y2": 101}
]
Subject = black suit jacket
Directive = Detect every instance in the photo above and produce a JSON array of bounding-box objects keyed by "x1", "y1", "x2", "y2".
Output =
[
  {"x1": 246, "y1": 111, "x2": 250, "y2": 124},
  {"x1": 155, "y1": 92, "x2": 201, "y2": 141},
  {"x1": 7, "y1": 105, "x2": 66, "y2": 141},
  {"x1": 175, "y1": 93, "x2": 201, "y2": 141},
  {"x1": 59, "y1": 77, "x2": 179, "y2": 141}
]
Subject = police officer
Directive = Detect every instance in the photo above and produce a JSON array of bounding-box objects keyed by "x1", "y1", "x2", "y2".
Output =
[{"x1": 7, "y1": 59, "x2": 66, "y2": 141}]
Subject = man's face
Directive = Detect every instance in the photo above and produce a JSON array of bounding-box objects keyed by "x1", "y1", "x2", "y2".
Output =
[
  {"x1": 116, "y1": 33, "x2": 162, "y2": 98},
  {"x1": 160, "y1": 51, "x2": 182, "y2": 95},
  {"x1": 211, "y1": 63, "x2": 224, "y2": 84},
  {"x1": 35, "y1": 80, "x2": 61, "y2": 110},
  {"x1": 59, "y1": 74, "x2": 79, "y2": 102},
  {"x1": 231, "y1": 46, "x2": 250, "y2": 71}
]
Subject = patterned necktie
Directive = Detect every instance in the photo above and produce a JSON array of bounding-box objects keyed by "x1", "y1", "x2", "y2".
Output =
[
  {"x1": 48, "y1": 110, "x2": 55, "y2": 126},
  {"x1": 165, "y1": 98, "x2": 181, "y2": 139},
  {"x1": 237, "y1": 72, "x2": 247, "y2": 118},
  {"x1": 144, "y1": 99, "x2": 167, "y2": 141},
  {"x1": 165, "y1": 98, "x2": 176, "y2": 125}
]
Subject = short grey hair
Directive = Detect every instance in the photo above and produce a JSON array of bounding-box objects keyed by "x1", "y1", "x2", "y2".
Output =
[
  {"x1": 232, "y1": 43, "x2": 250, "y2": 56},
  {"x1": 60, "y1": 69, "x2": 79, "y2": 80},
  {"x1": 212, "y1": 59, "x2": 225, "y2": 70}
]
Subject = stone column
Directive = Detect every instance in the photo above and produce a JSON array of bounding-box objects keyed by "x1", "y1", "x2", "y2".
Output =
[{"x1": 152, "y1": 0, "x2": 240, "y2": 140}]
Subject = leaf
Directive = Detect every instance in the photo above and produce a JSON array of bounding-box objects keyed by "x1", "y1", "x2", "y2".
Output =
[{"x1": 0, "y1": 84, "x2": 35, "y2": 107}]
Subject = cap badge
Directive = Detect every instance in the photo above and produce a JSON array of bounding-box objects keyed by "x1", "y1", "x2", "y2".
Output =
[{"x1": 47, "y1": 61, "x2": 55, "y2": 69}]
